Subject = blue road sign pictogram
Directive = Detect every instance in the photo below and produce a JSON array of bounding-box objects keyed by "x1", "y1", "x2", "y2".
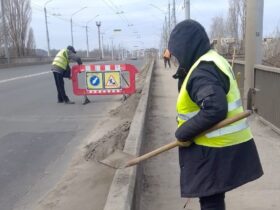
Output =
[{"x1": 90, "y1": 75, "x2": 100, "y2": 86}]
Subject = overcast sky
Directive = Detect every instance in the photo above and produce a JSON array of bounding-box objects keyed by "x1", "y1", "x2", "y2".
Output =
[{"x1": 30, "y1": 0, "x2": 280, "y2": 51}]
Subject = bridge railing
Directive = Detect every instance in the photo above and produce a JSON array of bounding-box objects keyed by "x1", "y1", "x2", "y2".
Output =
[
  {"x1": 0, "y1": 56, "x2": 112, "y2": 69},
  {"x1": 232, "y1": 61, "x2": 280, "y2": 133}
]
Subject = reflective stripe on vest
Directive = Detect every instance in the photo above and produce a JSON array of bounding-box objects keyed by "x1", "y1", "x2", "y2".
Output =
[
  {"x1": 178, "y1": 99, "x2": 242, "y2": 121},
  {"x1": 52, "y1": 49, "x2": 69, "y2": 70},
  {"x1": 177, "y1": 99, "x2": 249, "y2": 138},
  {"x1": 206, "y1": 119, "x2": 249, "y2": 138},
  {"x1": 176, "y1": 50, "x2": 253, "y2": 147}
]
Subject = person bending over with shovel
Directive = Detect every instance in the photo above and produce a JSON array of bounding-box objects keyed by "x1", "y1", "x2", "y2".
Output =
[{"x1": 168, "y1": 20, "x2": 263, "y2": 210}]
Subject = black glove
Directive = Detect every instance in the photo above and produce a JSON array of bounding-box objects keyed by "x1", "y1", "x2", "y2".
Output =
[
  {"x1": 173, "y1": 66, "x2": 187, "y2": 80},
  {"x1": 172, "y1": 73, "x2": 180, "y2": 79},
  {"x1": 77, "y1": 58, "x2": 83, "y2": 65},
  {"x1": 63, "y1": 70, "x2": 71, "y2": 78},
  {"x1": 176, "y1": 140, "x2": 192, "y2": 147}
]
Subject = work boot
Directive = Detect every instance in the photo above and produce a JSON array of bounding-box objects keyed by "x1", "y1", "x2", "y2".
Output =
[
  {"x1": 65, "y1": 100, "x2": 75, "y2": 104},
  {"x1": 82, "y1": 96, "x2": 90, "y2": 105}
]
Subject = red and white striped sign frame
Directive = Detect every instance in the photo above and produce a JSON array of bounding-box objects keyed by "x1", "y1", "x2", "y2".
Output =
[{"x1": 71, "y1": 64, "x2": 138, "y2": 96}]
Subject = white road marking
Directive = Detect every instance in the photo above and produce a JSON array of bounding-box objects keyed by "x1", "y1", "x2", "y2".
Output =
[{"x1": 0, "y1": 71, "x2": 51, "y2": 84}]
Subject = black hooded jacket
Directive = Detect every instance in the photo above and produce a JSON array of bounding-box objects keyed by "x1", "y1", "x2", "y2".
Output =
[
  {"x1": 168, "y1": 20, "x2": 230, "y2": 141},
  {"x1": 168, "y1": 20, "x2": 263, "y2": 198}
]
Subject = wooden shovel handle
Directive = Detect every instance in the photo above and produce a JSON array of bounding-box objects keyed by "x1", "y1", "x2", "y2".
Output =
[
  {"x1": 125, "y1": 141, "x2": 179, "y2": 167},
  {"x1": 125, "y1": 110, "x2": 252, "y2": 167}
]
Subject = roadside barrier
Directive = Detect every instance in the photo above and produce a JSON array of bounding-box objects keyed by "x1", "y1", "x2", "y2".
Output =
[{"x1": 71, "y1": 64, "x2": 138, "y2": 96}]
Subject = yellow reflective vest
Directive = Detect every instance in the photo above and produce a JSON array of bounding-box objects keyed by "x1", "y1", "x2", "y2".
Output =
[
  {"x1": 177, "y1": 50, "x2": 253, "y2": 147},
  {"x1": 52, "y1": 49, "x2": 69, "y2": 70}
]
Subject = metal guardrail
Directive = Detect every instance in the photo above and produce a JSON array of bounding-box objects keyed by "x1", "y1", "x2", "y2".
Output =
[
  {"x1": 0, "y1": 57, "x2": 111, "y2": 69},
  {"x1": 254, "y1": 65, "x2": 280, "y2": 130},
  {"x1": 232, "y1": 61, "x2": 280, "y2": 132}
]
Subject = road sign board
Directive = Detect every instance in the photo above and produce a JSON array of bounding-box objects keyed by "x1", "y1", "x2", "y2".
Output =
[
  {"x1": 86, "y1": 72, "x2": 103, "y2": 89},
  {"x1": 104, "y1": 72, "x2": 121, "y2": 89},
  {"x1": 71, "y1": 64, "x2": 138, "y2": 95}
]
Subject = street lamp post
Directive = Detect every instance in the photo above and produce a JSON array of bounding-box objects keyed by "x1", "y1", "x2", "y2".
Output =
[
  {"x1": 96, "y1": 21, "x2": 102, "y2": 59},
  {"x1": 44, "y1": 0, "x2": 53, "y2": 57},
  {"x1": 70, "y1": 7, "x2": 87, "y2": 46},
  {"x1": 111, "y1": 38, "x2": 114, "y2": 61},
  {"x1": 149, "y1": 4, "x2": 169, "y2": 49},
  {"x1": 85, "y1": 15, "x2": 99, "y2": 57},
  {"x1": 101, "y1": 32, "x2": 104, "y2": 59},
  {"x1": 184, "y1": 0, "x2": 190, "y2": 19},
  {"x1": 112, "y1": 29, "x2": 122, "y2": 60},
  {"x1": 85, "y1": 25, "x2": 89, "y2": 57},
  {"x1": 244, "y1": 0, "x2": 264, "y2": 107}
]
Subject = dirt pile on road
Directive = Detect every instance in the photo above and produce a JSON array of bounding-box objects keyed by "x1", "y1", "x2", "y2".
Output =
[
  {"x1": 33, "y1": 60, "x2": 151, "y2": 210},
  {"x1": 84, "y1": 60, "x2": 150, "y2": 162},
  {"x1": 84, "y1": 121, "x2": 131, "y2": 162}
]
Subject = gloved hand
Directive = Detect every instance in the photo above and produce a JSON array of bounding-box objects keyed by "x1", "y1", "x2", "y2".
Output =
[
  {"x1": 77, "y1": 58, "x2": 83, "y2": 65},
  {"x1": 172, "y1": 66, "x2": 187, "y2": 80},
  {"x1": 172, "y1": 73, "x2": 180, "y2": 79},
  {"x1": 176, "y1": 140, "x2": 192, "y2": 147}
]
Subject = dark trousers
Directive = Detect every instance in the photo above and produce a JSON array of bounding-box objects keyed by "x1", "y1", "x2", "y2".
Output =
[
  {"x1": 199, "y1": 193, "x2": 225, "y2": 210},
  {"x1": 163, "y1": 57, "x2": 171, "y2": 68},
  {"x1": 53, "y1": 72, "x2": 69, "y2": 102}
]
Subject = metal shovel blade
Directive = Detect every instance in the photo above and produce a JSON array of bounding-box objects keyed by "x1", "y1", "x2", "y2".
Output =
[{"x1": 98, "y1": 149, "x2": 135, "y2": 169}]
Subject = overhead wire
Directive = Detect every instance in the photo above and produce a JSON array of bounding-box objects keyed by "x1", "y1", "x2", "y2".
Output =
[
  {"x1": 101, "y1": 0, "x2": 133, "y2": 28},
  {"x1": 100, "y1": 0, "x2": 139, "y2": 49},
  {"x1": 31, "y1": 2, "x2": 86, "y2": 29},
  {"x1": 107, "y1": 0, "x2": 121, "y2": 11},
  {"x1": 176, "y1": 0, "x2": 184, "y2": 13},
  {"x1": 31, "y1": 0, "x2": 158, "y2": 50}
]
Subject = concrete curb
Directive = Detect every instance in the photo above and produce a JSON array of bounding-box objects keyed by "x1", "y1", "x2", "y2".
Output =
[{"x1": 103, "y1": 59, "x2": 155, "y2": 210}]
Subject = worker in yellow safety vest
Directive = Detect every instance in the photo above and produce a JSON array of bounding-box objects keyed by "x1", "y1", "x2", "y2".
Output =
[
  {"x1": 52, "y1": 46, "x2": 89, "y2": 104},
  {"x1": 163, "y1": 48, "x2": 171, "y2": 68},
  {"x1": 168, "y1": 20, "x2": 263, "y2": 210}
]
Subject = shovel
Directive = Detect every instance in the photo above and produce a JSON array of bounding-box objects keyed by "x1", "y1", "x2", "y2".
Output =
[{"x1": 99, "y1": 110, "x2": 252, "y2": 169}]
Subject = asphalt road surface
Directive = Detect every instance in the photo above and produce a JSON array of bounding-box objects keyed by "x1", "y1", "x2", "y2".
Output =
[{"x1": 0, "y1": 59, "x2": 143, "y2": 210}]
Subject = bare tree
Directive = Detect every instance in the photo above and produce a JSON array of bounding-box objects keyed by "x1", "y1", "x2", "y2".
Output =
[
  {"x1": 227, "y1": 1, "x2": 239, "y2": 41},
  {"x1": 209, "y1": 15, "x2": 226, "y2": 41},
  {"x1": 227, "y1": 0, "x2": 246, "y2": 53},
  {"x1": 4, "y1": 0, "x2": 34, "y2": 57},
  {"x1": 0, "y1": 19, "x2": 4, "y2": 57},
  {"x1": 26, "y1": 28, "x2": 36, "y2": 55},
  {"x1": 263, "y1": 28, "x2": 280, "y2": 59},
  {"x1": 0, "y1": 5, "x2": 6, "y2": 57},
  {"x1": 236, "y1": 0, "x2": 246, "y2": 46}
]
